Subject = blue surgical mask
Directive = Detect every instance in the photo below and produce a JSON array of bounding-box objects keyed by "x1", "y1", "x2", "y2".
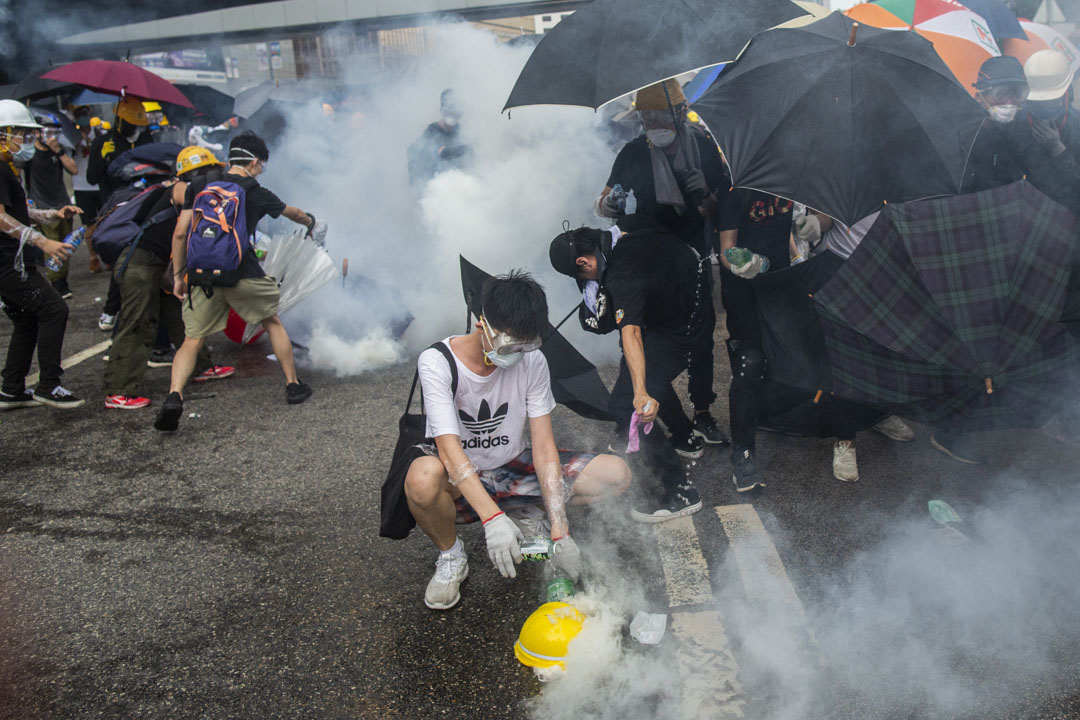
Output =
[{"x1": 12, "y1": 143, "x2": 35, "y2": 162}]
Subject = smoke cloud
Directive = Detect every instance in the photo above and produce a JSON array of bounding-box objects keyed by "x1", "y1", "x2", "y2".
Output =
[{"x1": 257, "y1": 22, "x2": 620, "y2": 376}]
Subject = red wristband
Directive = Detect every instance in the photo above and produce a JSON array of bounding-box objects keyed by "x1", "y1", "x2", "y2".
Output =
[
  {"x1": 482, "y1": 511, "x2": 504, "y2": 526},
  {"x1": 551, "y1": 533, "x2": 567, "y2": 542}
]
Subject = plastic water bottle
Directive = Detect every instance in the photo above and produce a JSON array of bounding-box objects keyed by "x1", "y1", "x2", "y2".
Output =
[
  {"x1": 520, "y1": 537, "x2": 555, "y2": 562},
  {"x1": 45, "y1": 226, "x2": 85, "y2": 272},
  {"x1": 608, "y1": 184, "x2": 628, "y2": 214},
  {"x1": 723, "y1": 246, "x2": 769, "y2": 274},
  {"x1": 545, "y1": 565, "x2": 575, "y2": 603}
]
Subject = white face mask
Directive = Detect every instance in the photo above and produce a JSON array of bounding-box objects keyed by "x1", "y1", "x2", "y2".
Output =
[
  {"x1": 988, "y1": 104, "x2": 1020, "y2": 124},
  {"x1": 646, "y1": 128, "x2": 677, "y2": 148},
  {"x1": 12, "y1": 142, "x2": 35, "y2": 162},
  {"x1": 441, "y1": 115, "x2": 459, "y2": 128}
]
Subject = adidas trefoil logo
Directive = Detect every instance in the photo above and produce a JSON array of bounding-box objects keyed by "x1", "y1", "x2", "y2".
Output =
[{"x1": 459, "y1": 399, "x2": 509, "y2": 435}]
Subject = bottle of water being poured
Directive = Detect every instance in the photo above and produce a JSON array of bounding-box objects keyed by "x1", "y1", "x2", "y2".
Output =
[{"x1": 45, "y1": 226, "x2": 86, "y2": 272}]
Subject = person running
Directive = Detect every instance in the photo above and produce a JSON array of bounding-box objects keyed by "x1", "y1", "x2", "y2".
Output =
[
  {"x1": 404, "y1": 270, "x2": 630, "y2": 609},
  {"x1": 102, "y1": 146, "x2": 236, "y2": 410},
  {"x1": 0, "y1": 100, "x2": 84, "y2": 410},
  {"x1": 549, "y1": 218, "x2": 707, "y2": 522},
  {"x1": 153, "y1": 131, "x2": 324, "y2": 432}
]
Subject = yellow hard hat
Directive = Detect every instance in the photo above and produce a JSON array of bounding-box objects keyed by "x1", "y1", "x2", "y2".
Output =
[
  {"x1": 635, "y1": 79, "x2": 686, "y2": 111},
  {"x1": 89, "y1": 116, "x2": 102, "y2": 128},
  {"x1": 686, "y1": 109, "x2": 701, "y2": 124},
  {"x1": 513, "y1": 602, "x2": 585, "y2": 670},
  {"x1": 116, "y1": 96, "x2": 149, "y2": 126},
  {"x1": 175, "y1": 145, "x2": 223, "y2": 176},
  {"x1": 102, "y1": 120, "x2": 112, "y2": 130},
  {"x1": 142, "y1": 101, "x2": 162, "y2": 113}
]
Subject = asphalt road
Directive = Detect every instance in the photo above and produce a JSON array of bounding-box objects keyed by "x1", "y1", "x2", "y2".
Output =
[{"x1": 2, "y1": 261, "x2": 1079, "y2": 720}]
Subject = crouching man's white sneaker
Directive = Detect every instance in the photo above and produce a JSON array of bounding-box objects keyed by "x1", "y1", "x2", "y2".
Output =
[
  {"x1": 425, "y1": 551, "x2": 469, "y2": 610},
  {"x1": 833, "y1": 440, "x2": 859, "y2": 482},
  {"x1": 872, "y1": 415, "x2": 915, "y2": 442}
]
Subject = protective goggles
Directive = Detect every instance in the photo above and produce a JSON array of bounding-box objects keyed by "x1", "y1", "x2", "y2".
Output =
[
  {"x1": 481, "y1": 317, "x2": 542, "y2": 355},
  {"x1": 980, "y1": 83, "x2": 1029, "y2": 105},
  {"x1": 41, "y1": 128, "x2": 62, "y2": 140},
  {"x1": 1, "y1": 129, "x2": 40, "y2": 143},
  {"x1": 637, "y1": 107, "x2": 682, "y2": 127}
]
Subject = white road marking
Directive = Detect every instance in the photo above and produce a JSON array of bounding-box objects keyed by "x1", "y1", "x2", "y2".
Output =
[
  {"x1": 715, "y1": 504, "x2": 810, "y2": 632},
  {"x1": 25, "y1": 339, "x2": 111, "y2": 388},
  {"x1": 653, "y1": 515, "x2": 713, "y2": 607}
]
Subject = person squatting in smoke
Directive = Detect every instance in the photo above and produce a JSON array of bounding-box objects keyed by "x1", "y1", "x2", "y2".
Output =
[
  {"x1": 0, "y1": 100, "x2": 85, "y2": 410},
  {"x1": 404, "y1": 270, "x2": 630, "y2": 610},
  {"x1": 549, "y1": 220, "x2": 707, "y2": 523},
  {"x1": 594, "y1": 79, "x2": 730, "y2": 457},
  {"x1": 154, "y1": 131, "x2": 326, "y2": 432}
]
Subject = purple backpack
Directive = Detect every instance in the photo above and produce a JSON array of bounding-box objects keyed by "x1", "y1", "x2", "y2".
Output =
[{"x1": 185, "y1": 180, "x2": 249, "y2": 287}]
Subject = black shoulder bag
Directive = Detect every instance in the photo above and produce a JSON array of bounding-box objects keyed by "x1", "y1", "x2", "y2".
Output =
[{"x1": 379, "y1": 342, "x2": 458, "y2": 539}]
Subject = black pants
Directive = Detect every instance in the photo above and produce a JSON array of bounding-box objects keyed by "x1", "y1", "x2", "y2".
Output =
[
  {"x1": 610, "y1": 326, "x2": 705, "y2": 494},
  {"x1": 104, "y1": 275, "x2": 122, "y2": 316},
  {"x1": 0, "y1": 267, "x2": 69, "y2": 394},
  {"x1": 721, "y1": 271, "x2": 766, "y2": 454},
  {"x1": 73, "y1": 190, "x2": 101, "y2": 226}
]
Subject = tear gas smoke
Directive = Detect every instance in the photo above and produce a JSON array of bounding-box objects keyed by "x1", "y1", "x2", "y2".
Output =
[{"x1": 259, "y1": 23, "x2": 620, "y2": 376}]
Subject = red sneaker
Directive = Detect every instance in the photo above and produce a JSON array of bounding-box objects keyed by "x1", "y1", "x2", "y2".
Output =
[
  {"x1": 105, "y1": 394, "x2": 151, "y2": 409},
  {"x1": 193, "y1": 365, "x2": 237, "y2": 382}
]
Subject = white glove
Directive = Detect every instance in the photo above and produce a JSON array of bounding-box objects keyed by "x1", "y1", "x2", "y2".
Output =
[
  {"x1": 595, "y1": 191, "x2": 625, "y2": 219},
  {"x1": 682, "y1": 168, "x2": 709, "y2": 195},
  {"x1": 730, "y1": 253, "x2": 766, "y2": 279},
  {"x1": 483, "y1": 513, "x2": 524, "y2": 578},
  {"x1": 794, "y1": 214, "x2": 821, "y2": 246},
  {"x1": 552, "y1": 535, "x2": 582, "y2": 582},
  {"x1": 309, "y1": 219, "x2": 328, "y2": 247}
]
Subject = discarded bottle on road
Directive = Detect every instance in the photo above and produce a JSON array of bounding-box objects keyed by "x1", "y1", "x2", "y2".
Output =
[
  {"x1": 45, "y1": 226, "x2": 85, "y2": 272},
  {"x1": 723, "y1": 246, "x2": 769, "y2": 274}
]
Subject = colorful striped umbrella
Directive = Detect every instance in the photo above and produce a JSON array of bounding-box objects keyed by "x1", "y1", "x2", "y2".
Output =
[
  {"x1": 1002, "y1": 19, "x2": 1080, "y2": 76},
  {"x1": 846, "y1": 0, "x2": 1001, "y2": 94}
]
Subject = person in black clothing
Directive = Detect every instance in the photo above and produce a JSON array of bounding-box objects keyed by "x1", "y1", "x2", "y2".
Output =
[
  {"x1": 1016, "y1": 50, "x2": 1080, "y2": 216},
  {"x1": 25, "y1": 112, "x2": 79, "y2": 298},
  {"x1": 407, "y1": 88, "x2": 469, "y2": 187},
  {"x1": 86, "y1": 96, "x2": 153, "y2": 201},
  {"x1": 717, "y1": 189, "x2": 795, "y2": 491},
  {"x1": 154, "y1": 132, "x2": 326, "y2": 432},
  {"x1": 102, "y1": 147, "x2": 236, "y2": 410},
  {"x1": 594, "y1": 79, "x2": 730, "y2": 453},
  {"x1": 549, "y1": 217, "x2": 708, "y2": 523},
  {"x1": 0, "y1": 100, "x2": 84, "y2": 410}
]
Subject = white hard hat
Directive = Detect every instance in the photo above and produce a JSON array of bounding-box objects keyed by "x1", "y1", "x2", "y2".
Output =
[
  {"x1": 1024, "y1": 49, "x2": 1074, "y2": 102},
  {"x1": 0, "y1": 100, "x2": 43, "y2": 130}
]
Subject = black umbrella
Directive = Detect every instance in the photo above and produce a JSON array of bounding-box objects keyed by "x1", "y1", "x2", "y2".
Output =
[
  {"x1": 460, "y1": 256, "x2": 612, "y2": 421},
  {"x1": 753, "y1": 251, "x2": 885, "y2": 438},
  {"x1": 169, "y1": 84, "x2": 235, "y2": 125},
  {"x1": 503, "y1": 0, "x2": 805, "y2": 110},
  {"x1": 9, "y1": 67, "x2": 79, "y2": 101},
  {"x1": 694, "y1": 12, "x2": 986, "y2": 226}
]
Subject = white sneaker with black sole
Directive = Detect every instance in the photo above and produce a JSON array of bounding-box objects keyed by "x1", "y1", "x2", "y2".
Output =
[
  {"x1": 425, "y1": 552, "x2": 469, "y2": 610},
  {"x1": 32, "y1": 386, "x2": 85, "y2": 409},
  {"x1": 631, "y1": 483, "x2": 703, "y2": 524},
  {"x1": 832, "y1": 440, "x2": 859, "y2": 482}
]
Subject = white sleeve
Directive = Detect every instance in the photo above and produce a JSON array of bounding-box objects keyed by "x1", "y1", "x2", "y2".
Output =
[
  {"x1": 417, "y1": 348, "x2": 462, "y2": 439},
  {"x1": 525, "y1": 352, "x2": 557, "y2": 419}
]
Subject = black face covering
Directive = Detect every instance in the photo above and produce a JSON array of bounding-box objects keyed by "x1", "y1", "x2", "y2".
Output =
[
  {"x1": 1028, "y1": 98, "x2": 1068, "y2": 123},
  {"x1": 116, "y1": 119, "x2": 140, "y2": 142}
]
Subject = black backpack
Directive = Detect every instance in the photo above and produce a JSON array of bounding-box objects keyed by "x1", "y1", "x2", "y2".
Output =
[{"x1": 379, "y1": 342, "x2": 459, "y2": 540}]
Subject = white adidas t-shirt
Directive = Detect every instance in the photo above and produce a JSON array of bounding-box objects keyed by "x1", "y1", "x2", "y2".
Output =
[{"x1": 417, "y1": 336, "x2": 556, "y2": 472}]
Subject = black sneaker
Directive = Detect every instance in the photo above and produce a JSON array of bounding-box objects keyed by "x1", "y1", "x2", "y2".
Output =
[
  {"x1": 153, "y1": 391, "x2": 183, "y2": 432},
  {"x1": 631, "y1": 483, "x2": 703, "y2": 524},
  {"x1": 147, "y1": 349, "x2": 175, "y2": 368},
  {"x1": 692, "y1": 413, "x2": 730, "y2": 445},
  {"x1": 732, "y1": 448, "x2": 766, "y2": 492},
  {"x1": 669, "y1": 429, "x2": 704, "y2": 459},
  {"x1": 286, "y1": 381, "x2": 312, "y2": 405},
  {"x1": 930, "y1": 431, "x2": 984, "y2": 465},
  {"x1": 0, "y1": 388, "x2": 39, "y2": 411},
  {"x1": 52, "y1": 279, "x2": 73, "y2": 300},
  {"x1": 32, "y1": 385, "x2": 85, "y2": 409}
]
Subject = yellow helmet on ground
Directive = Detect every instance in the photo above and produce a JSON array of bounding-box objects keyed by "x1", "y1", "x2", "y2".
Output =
[
  {"x1": 116, "y1": 96, "x2": 149, "y2": 126},
  {"x1": 175, "y1": 145, "x2": 223, "y2": 176},
  {"x1": 513, "y1": 602, "x2": 585, "y2": 670}
]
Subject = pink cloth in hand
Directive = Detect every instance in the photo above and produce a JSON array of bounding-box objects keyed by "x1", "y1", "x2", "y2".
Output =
[{"x1": 626, "y1": 410, "x2": 654, "y2": 453}]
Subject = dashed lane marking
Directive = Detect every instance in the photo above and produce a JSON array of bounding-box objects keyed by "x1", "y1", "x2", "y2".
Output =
[{"x1": 25, "y1": 339, "x2": 111, "y2": 388}]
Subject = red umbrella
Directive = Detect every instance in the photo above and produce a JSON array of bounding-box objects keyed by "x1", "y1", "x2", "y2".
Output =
[{"x1": 42, "y1": 60, "x2": 193, "y2": 108}]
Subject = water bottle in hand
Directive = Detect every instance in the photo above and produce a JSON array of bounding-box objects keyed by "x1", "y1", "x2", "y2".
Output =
[
  {"x1": 45, "y1": 226, "x2": 85, "y2": 272},
  {"x1": 723, "y1": 246, "x2": 770, "y2": 274}
]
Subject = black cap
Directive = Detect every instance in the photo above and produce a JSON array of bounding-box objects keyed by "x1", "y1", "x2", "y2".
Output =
[
  {"x1": 549, "y1": 230, "x2": 580, "y2": 278},
  {"x1": 974, "y1": 56, "x2": 1027, "y2": 90}
]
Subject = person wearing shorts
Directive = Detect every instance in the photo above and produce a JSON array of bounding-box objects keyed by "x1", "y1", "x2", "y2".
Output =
[
  {"x1": 153, "y1": 132, "x2": 327, "y2": 432},
  {"x1": 405, "y1": 271, "x2": 631, "y2": 610}
]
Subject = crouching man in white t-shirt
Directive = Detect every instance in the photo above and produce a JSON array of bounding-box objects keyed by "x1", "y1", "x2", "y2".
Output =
[{"x1": 406, "y1": 270, "x2": 631, "y2": 610}]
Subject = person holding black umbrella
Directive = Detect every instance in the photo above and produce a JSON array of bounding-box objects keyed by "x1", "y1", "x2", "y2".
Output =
[{"x1": 594, "y1": 79, "x2": 730, "y2": 455}]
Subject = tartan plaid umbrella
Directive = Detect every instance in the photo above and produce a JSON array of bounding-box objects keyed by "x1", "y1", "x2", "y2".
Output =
[{"x1": 814, "y1": 181, "x2": 1080, "y2": 431}]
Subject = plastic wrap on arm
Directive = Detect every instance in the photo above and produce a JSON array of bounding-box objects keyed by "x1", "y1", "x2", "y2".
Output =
[
  {"x1": 443, "y1": 458, "x2": 480, "y2": 488},
  {"x1": 27, "y1": 207, "x2": 59, "y2": 225},
  {"x1": 537, "y1": 461, "x2": 569, "y2": 537}
]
